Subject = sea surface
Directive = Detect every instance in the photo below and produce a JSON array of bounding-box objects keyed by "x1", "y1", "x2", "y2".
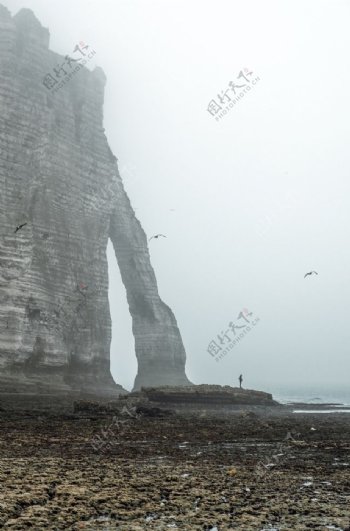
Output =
[{"x1": 262, "y1": 384, "x2": 350, "y2": 413}]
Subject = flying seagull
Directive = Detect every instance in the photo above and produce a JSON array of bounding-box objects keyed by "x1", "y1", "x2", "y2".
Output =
[
  {"x1": 14, "y1": 222, "x2": 27, "y2": 233},
  {"x1": 304, "y1": 271, "x2": 318, "y2": 278},
  {"x1": 149, "y1": 234, "x2": 167, "y2": 241}
]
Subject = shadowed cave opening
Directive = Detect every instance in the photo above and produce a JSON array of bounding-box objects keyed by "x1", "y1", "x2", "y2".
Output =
[{"x1": 107, "y1": 239, "x2": 137, "y2": 392}]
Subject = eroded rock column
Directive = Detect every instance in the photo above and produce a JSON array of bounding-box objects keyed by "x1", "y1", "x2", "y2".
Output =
[{"x1": 109, "y1": 182, "x2": 191, "y2": 391}]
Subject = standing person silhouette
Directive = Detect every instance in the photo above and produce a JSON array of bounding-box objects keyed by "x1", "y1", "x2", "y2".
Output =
[{"x1": 239, "y1": 374, "x2": 243, "y2": 389}]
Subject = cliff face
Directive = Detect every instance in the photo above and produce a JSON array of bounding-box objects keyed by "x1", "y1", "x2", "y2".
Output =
[{"x1": 0, "y1": 5, "x2": 190, "y2": 393}]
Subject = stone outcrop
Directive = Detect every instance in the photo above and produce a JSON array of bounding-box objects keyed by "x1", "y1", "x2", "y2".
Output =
[
  {"x1": 0, "y1": 5, "x2": 190, "y2": 394},
  {"x1": 126, "y1": 385, "x2": 281, "y2": 413},
  {"x1": 69, "y1": 385, "x2": 281, "y2": 418},
  {"x1": 135, "y1": 385, "x2": 278, "y2": 405}
]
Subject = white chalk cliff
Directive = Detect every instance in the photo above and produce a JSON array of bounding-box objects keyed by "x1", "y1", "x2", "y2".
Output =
[{"x1": 0, "y1": 5, "x2": 191, "y2": 393}]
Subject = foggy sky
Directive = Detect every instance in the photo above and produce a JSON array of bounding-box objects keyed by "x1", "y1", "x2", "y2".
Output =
[{"x1": 4, "y1": 0, "x2": 350, "y2": 393}]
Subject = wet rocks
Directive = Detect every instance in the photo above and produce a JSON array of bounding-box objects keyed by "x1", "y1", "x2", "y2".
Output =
[{"x1": 0, "y1": 410, "x2": 350, "y2": 529}]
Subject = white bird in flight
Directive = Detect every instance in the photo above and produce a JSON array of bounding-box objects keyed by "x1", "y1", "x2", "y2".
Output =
[
  {"x1": 14, "y1": 222, "x2": 27, "y2": 233},
  {"x1": 149, "y1": 234, "x2": 167, "y2": 241},
  {"x1": 304, "y1": 271, "x2": 318, "y2": 278}
]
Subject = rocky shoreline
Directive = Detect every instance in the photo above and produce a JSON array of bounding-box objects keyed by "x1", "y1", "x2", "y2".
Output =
[{"x1": 0, "y1": 390, "x2": 349, "y2": 530}]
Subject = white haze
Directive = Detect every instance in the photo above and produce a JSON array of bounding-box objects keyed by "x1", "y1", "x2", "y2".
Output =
[{"x1": 4, "y1": 0, "x2": 350, "y2": 394}]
